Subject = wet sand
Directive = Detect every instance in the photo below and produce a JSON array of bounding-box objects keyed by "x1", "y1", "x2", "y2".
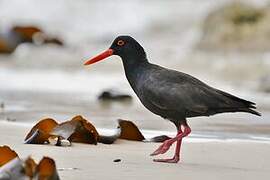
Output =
[
  {"x1": 1, "y1": 89, "x2": 269, "y2": 137},
  {"x1": 0, "y1": 121, "x2": 269, "y2": 180}
]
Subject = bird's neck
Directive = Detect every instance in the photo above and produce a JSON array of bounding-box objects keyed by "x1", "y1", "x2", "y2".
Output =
[{"x1": 122, "y1": 57, "x2": 149, "y2": 91}]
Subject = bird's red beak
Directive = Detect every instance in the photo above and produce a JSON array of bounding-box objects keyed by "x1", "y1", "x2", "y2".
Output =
[{"x1": 84, "y1": 49, "x2": 114, "y2": 66}]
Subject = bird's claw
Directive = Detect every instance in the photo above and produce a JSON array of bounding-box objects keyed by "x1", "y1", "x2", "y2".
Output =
[
  {"x1": 153, "y1": 156, "x2": 179, "y2": 163},
  {"x1": 150, "y1": 140, "x2": 172, "y2": 156}
]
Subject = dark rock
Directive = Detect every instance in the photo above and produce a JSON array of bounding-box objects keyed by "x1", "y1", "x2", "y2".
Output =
[
  {"x1": 144, "y1": 135, "x2": 171, "y2": 143},
  {"x1": 113, "y1": 159, "x2": 121, "y2": 162},
  {"x1": 98, "y1": 132, "x2": 120, "y2": 144},
  {"x1": 0, "y1": 102, "x2": 4, "y2": 111},
  {"x1": 6, "y1": 117, "x2": 16, "y2": 122},
  {"x1": 98, "y1": 89, "x2": 132, "y2": 101}
]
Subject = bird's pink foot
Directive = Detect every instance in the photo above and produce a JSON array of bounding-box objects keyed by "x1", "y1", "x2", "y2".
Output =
[
  {"x1": 151, "y1": 124, "x2": 191, "y2": 163},
  {"x1": 150, "y1": 140, "x2": 173, "y2": 156},
  {"x1": 153, "y1": 156, "x2": 179, "y2": 163}
]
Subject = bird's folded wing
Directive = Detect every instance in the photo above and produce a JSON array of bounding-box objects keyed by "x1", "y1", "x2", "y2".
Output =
[{"x1": 142, "y1": 80, "x2": 231, "y2": 116}]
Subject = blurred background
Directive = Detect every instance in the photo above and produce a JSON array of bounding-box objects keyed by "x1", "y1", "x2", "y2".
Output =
[{"x1": 0, "y1": 0, "x2": 269, "y2": 140}]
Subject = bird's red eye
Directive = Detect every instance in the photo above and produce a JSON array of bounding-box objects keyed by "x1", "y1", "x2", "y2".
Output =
[{"x1": 117, "y1": 40, "x2": 125, "y2": 46}]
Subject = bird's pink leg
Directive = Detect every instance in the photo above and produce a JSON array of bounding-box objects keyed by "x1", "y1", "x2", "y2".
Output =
[
  {"x1": 151, "y1": 124, "x2": 191, "y2": 163},
  {"x1": 150, "y1": 129, "x2": 183, "y2": 156},
  {"x1": 153, "y1": 137, "x2": 182, "y2": 163}
]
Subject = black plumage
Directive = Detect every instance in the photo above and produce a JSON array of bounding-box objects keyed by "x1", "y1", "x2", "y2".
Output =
[
  {"x1": 84, "y1": 35, "x2": 261, "y2": 163},
  {"x1": 111, "y1": 36, "x2": 260, "y2": 127}
]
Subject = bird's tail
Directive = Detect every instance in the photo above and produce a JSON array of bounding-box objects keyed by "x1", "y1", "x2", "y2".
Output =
[
  {"x1": 216, "y1": 89, "x2": 261, "y2": 116},
  {"x1": 237, "y1": 107, "x2": 261, "y2": 116}
]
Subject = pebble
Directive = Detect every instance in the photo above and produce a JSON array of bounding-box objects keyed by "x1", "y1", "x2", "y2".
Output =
[{"x1": 113, "y1": 159, "x2": 121, "y2": 162}]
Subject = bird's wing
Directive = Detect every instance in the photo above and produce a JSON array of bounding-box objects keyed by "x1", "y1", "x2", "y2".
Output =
[
  {"x1": 142, "y1": 82, "x2": 213, "y2": 115},
  {"x1": 140, "y1": 67, "x2": 236, "y2": 117}
]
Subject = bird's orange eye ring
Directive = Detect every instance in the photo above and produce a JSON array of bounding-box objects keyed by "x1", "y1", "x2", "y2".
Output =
[{"x1": 117, "y1": 40, "x2": 125, "y2": 46}]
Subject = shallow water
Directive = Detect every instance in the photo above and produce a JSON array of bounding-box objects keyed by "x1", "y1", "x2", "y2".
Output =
[{"x1": 0, "y1": 0, "x2": 269, "y2": 139}]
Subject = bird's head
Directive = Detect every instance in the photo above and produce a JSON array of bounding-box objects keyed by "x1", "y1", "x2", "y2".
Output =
[{"x1": 84, "y1": 35, "x2": 146, "y2": 66}]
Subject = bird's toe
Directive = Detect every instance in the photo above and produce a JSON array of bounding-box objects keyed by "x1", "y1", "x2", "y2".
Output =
[
  {"x1": 150, "y1": 142, "x2": 172, "y2": 156},
  {"x1": 153, "y1": 156, "x2": 180, "y2": 163}
]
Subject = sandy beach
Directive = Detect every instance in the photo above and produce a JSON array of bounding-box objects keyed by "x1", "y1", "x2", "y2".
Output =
[
  {"x1": 1, "y1": 120, "x2": 269, "y2": 180},
  {"x1": 0, "y1": 0, "x2": 270, "y2": 179}
]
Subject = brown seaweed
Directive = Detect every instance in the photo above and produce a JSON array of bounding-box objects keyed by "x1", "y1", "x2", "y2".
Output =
[
  {"x1": 25, "y1": 116, "x2": 99, "y2": 145},
  {"x1": 37, "y1": 157, "x2": 60, "y2": 180},
  {"x1": 24, "y1": 116, "x2": 170, "y2": 146},
  {"x1": 0, "y1": 146, "x2": 59, "y2": 180},
  {"x1": 24, "y1": 118, "x2": 58, "y2": 144},
  {"x1": 0, "y1": 145, "x2": 18, "y2": 167},
  {"x1": 118, "y1": 119, "x2": 145, "y2": 141}
]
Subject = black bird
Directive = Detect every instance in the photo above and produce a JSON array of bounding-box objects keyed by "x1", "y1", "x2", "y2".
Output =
[{"x1": 84, "y1": 36, "x2": 261, "y2": 163}]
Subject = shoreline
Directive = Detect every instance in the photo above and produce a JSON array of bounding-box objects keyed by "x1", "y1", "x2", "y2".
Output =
[
  {"x1": 0, "y1": 120, "x2": 270, "y2": 180},
  {"x1": 1, "y1": 120, "x2": 270, "y2": 144}
]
